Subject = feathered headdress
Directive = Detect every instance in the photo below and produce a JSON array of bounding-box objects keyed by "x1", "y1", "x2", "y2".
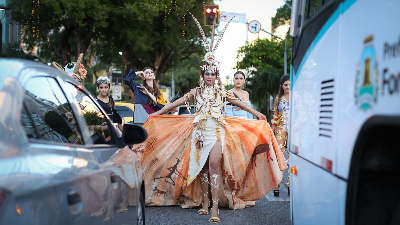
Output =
[
  {"x1": 52, "y1": 53, "x2": 85, "y2": 81},
  {"x1": 189, "y1": 12, "x2": 236, "y2": 73}
]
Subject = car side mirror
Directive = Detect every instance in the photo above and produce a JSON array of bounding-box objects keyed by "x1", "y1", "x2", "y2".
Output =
[{"x1": 122, "y1": 124, "x2": 148, "y2": 145}]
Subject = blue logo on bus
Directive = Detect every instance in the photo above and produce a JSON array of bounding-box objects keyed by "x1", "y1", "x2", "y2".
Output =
[{"x1": 355, "y1": 35, "x2": 379, "y2": 111}]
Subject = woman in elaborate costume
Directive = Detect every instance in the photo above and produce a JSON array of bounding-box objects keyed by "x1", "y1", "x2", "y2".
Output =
[
  {"x1": 132, "y1": 14, "x2": 287, "y2": 224},
  {"x1": 124, "y1": 67, "x2": 166, "y2": 124},
  {"x1": 52, "y1": 53, "x2": 87, "y2": 84},
  {"x1": 271, "y1": 74, "x2": 290, "y2": 196},
  {"x1": 225, "y1": 71, "x2": 253, "y2": 119}
]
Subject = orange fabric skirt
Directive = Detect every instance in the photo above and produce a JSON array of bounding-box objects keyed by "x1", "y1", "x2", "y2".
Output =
[{"x1": 132, "y1": 115, "x2": 287, "y2": 209}]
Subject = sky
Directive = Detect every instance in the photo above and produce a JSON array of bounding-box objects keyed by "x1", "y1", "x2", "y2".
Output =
[{"x1": 212, "y1": 0, "x2": 287, "y2": 84}]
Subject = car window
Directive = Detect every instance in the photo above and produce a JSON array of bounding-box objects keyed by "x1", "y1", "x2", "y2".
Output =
[
  {"x1": 178, "y1": 105, "x2": 195, "y2": 115},
  {"x1": 115, "y1": 106, "x2": 133, "y2": 117},
  {"x1": 63, "y1": 82, "x2": 119, "y2": 145},
  {"x1": 304, "y1": 0, "x2": 332, "y2": 21},
  {"x1": 22, "y1": 77, "x2": 83, "y2": 144}
]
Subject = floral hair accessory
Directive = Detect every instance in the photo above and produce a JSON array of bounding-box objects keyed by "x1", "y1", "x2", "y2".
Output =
[{"x1": 96, "y1": 76, "x2": 110, "y2": 85}]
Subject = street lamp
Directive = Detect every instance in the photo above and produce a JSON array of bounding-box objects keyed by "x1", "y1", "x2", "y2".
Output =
[
  {"x1": 261, "y1": 29, "x2": 287, "y2": 75},
  {"x1": 0, "y1": 5, "x2": 8, "y2": 57}
]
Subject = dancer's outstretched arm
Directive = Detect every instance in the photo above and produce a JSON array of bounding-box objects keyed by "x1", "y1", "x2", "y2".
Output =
[
  {"x1": 227, "y1": 98, "x2": 267, "y2": 121},
  {"x1": 151, "y1": 89, "x2": 195, "y2": 116}
]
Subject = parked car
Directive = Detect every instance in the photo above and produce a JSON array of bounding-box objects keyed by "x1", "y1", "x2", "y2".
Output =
[
  {"x1": 176, "y1": 105, "x2": 195, "y2": 115},
  {"x1": 115, "y1": 102, "x2": 135, "y2": 124},
  {"x1": 0, "y1": 59, "x2": 147, "y2": 225}
]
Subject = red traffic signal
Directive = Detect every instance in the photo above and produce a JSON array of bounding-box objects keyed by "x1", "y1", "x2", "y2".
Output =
[{"x1": 204, "y1": 5, "x2": 219, "y2": 26}]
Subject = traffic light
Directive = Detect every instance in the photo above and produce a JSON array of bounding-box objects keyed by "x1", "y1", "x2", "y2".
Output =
[{"x1": 204, "y1": 5, "x2": 219, "y2": 26}]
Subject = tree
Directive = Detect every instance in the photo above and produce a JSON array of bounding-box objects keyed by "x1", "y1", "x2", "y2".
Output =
[
  {"x1": 2, "y1": 42, "x2": 42, "y2": 61},
  {"x1": 8, "y1": 0, "x2": 112, "y2": 65},
  {"x1": 271, "y1": 0, "x2": 292, "y2": 35},
  {"x1": 9, "y1": 0, "x2": 213, "y2": 82},
  {"x1": 160, "y1": 53, "x2": 202, "y2": 96},
  {"x1": 236, "y1": 2, "x2": 292, "y2": 121},
  {"x1": 94, "y1": 0, "x2": 211, "y2": 81},
  {"x1": 236, "y1": 37, "x2": 292, "y2": 121}
]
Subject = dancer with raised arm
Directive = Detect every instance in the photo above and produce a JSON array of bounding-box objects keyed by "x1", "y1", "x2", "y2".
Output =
[
  {"x1": 124, "y1": 67, "x2": 166, "y2": 124},
  {"x1": 133, "y1": 14, "x2": 287, "y2": 224}
]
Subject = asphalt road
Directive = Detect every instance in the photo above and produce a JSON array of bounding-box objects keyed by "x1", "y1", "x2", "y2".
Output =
[{"x1": 145, "y1": 164, "x2": 291, "y2": 225}]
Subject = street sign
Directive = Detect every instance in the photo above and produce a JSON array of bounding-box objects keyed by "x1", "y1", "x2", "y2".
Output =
[
  {"x1": 219, "y1": 11, "x2": 246, "y2": 24},
  {"x1": 112, "y1": 85, "x2": 121, "y2": 100},
  {"x1": 248, "y1": 20, "x2": 261, "y2": 33}
]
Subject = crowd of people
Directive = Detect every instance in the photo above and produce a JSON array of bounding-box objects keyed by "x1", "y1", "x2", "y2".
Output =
[{"x1": 51, "y1": 13, "x2": 291, "y2": 225}]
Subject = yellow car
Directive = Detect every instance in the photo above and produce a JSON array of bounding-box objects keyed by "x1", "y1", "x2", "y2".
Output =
[{"x1": 115, "y1": 101, "x2": 135, "y2": 124}]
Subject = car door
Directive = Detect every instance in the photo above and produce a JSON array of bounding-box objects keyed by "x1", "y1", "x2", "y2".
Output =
[
  {"x1": 60, "y1": 81, "x2": 144, "y2": 225},
  {"x1": 16, "y1": 75, "x2": 143, "y2": 225}
]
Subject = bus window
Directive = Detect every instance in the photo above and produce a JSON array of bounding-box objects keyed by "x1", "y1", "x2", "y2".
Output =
[{"x1": 305, "y1": 0, "x2": 332, "y2": 20}]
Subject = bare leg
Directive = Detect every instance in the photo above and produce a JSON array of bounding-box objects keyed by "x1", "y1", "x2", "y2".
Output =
[
  {"x1": 199, "y1": 162, "x2": 210, "y2": 214},
  {"x1": 274, "y1": 128, "x2": 288, "y2": 196},
  {"x1": 209, "y1": 140, "x2": 222, "y2": 222}
]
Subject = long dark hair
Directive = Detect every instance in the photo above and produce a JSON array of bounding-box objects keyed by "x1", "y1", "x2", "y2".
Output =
[
  {"x1": 142, "y1": 67, "x2": 161, "y2": 100},
  {"x1": 278, "y1": 74, "x2": 290, "y2": 100}
]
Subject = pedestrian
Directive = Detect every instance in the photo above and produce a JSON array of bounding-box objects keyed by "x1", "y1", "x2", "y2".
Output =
[
  {"x1": 225, "y1": 71, "x2": 253, "y2": 119},
  {"x1": 94, "y1": 76, "x2": 123, "y2": 132},
  {"x1": 271, "y1": 74, "x2": 290, "y2": 196},
  {"x1": 133, "y1": 14, "x2": 287, "y2": 224},
  {"x1": 124, "y1": 67, "x2": 166, "y2": 124}
]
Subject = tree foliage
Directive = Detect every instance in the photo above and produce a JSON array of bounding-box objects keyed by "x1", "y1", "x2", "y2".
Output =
[
  {"x1": 236, "y1": 2, "x2": 292, "y2": 121},
  {"x1": 236, "y1": 36, "x2": 292, "y2": 121},
  {"x1": 8, "y1": 0, "x2": 212, "y2": 81},
  {"x1": 2, "y1": 42, "x2": 42, "y2": 61},
  {"x1": 271, "y1": 0, "x2": 292, "y2": 34},
  {"x1": 160, "y1": 53, "x2": 202, "y2": 96}
]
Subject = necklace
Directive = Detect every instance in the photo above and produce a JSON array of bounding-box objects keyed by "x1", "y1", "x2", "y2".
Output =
[{"x1": 202, "y1": 85, "x2": 216, "y2": 102}]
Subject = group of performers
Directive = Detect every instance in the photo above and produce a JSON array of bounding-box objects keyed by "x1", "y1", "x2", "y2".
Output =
[
  {"x1": 122, "y1": 14, "x2": 291, "y2": 224},
  {"x1": 52, "y1": 12, "x2": 291, "y2": 224}
]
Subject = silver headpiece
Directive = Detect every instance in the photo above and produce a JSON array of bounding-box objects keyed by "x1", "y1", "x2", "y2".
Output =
[{"x1": 96, "y1": 76, "x2": 110, "y2": 85}]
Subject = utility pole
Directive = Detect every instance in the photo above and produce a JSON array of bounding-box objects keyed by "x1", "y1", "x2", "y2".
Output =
[
  {"x1": 171, "y1": 71, "x2": 175, "y2": 97},
  {"x1": 261, "y1": 29, "x2": 287, "y2": 75}
]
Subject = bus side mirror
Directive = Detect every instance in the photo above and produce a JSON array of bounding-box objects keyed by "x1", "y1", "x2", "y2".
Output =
[
  {"x1": 122, "y1": 124, "x2": 148, "y2": 145},
  {"x1": 290, "y1": 0, "x2": 301, "y2": 37}
]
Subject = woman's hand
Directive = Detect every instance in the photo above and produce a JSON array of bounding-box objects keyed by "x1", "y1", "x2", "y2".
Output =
[
  {"x1": 257, "y1": 113, "x2": 267, "y2": 121},
  {"x1": 137, "y1": 71, "x2": 145, "y2": 80},
  {"x1": 138, "y1": 86, "x2": 150, "y2": 95}
]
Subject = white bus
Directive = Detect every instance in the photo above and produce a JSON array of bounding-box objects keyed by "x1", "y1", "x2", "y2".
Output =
[{"x1": 288, "y1": 0, "x2": 400, "y2": 224}]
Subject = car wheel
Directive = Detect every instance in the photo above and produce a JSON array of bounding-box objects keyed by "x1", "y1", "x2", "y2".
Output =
[{"x1": 137, "y1": 190, "x2": 145, "y2": 225}]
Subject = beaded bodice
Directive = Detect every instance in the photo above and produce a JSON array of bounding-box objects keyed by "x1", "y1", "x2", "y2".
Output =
[
  {"x1": 184, "y1": 85, "x2": 236, "y2": 148},
  {"x1": 278, "y1": 97, "x2": 289, "y2": 114},
  {"x1": 192, "y1": 85, "x2": 225, "y2": 126},
  {"x1": 272, "y1": 96, "x2": 289, "y2": 131}
]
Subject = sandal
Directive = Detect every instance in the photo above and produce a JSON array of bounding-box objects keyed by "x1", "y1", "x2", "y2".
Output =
[
  {"x1": 198, "y1": 209, "x2": 209, "y2": 215},
  {"x1": 116, "y1": 208, "x2": 128, "y2": 213},
  {"x1": 102, "y1": 217, "x2": 110, "y2": 224},
  {"x1": 198, "y1": 201, "x2": 210, "y2": 215},
  {"x1": 209, "y1": 209, "x2": 219, "y2": 223},
  {"x1": 209, "y1": 217, "x2": 220, "y2": 223}
]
